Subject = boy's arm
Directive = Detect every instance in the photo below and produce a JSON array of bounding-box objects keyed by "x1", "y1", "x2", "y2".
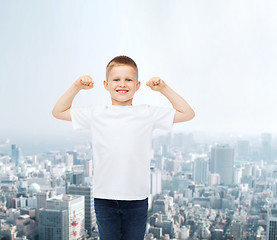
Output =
[
  {"x1": 52, "y1": 75, "x2": 94, "y2": 121},
  {"x1": 146, "y1": 77, "x2": 195, "y2": 123}
]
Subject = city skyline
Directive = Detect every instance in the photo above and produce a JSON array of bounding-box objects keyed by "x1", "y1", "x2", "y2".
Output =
[
  {"x1": 0, "y1": 129, "x2": 276, "y2": 239},
  {"x1": 0, "y1": 0, "x2": 277, "y2": 141}
]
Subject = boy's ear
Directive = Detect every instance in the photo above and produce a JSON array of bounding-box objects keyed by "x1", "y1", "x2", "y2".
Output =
[
  {"x1": 103, "y1": 80, "x2": 109, "y2": 91},
  {"x1": 135, "y1": 81, "x2": 141, "y2": 91}
]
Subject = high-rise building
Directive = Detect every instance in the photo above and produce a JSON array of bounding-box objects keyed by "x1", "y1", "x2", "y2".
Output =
[
  {"x1": 66, "y1": 153, "x2": 74, "y2": 167},
  {"x1": 210, "y1": 144, "x2": 234, "y2": 185},
  {"x1": 211, "y1": 229, "x2": 223, "y2": 239},
  {"x1": 210, "y1": 147, "x2": 216, "y2": 174},
  {"x1": 67, "y1": 185, "x2": 96, "y2": 237},
  {"x1": 267, "y1": 218, "x2": 277, "y2": 239},
  {"x1": 39, "y1": 194, "x2": 85, "y2": 240},
  {"x1": 84, "y1": 160, "x2": 93, "y2": 177},
  {"x1": 37, "y1": 192, "x2": 50, "y2": 209},
  {"x1": 234, "y1": 167, "x2": 242, "y2": 185},
  {"x1": 11, "y1": 144, "x2": 19, "y2": 166},
  {"x1": 267, "y1": 208, "x2": 277, "y2": 240},
  {"x1": 231, "y1": 220, "x2": 243, "y2": 240},
  {"x1": 193, "y1": 157, "x2": 208, "y2": 184},
  {"x1": 39, "y1": 209, "x2": 68, "y2": 240},
  {"x1": 261, "y1": 133, "x2": 272, "y2": 162},
  {"x1": 150, "y1": 167, "x2": 162, "y2": 196},
  {"x1": 66, "y1": 151, "x2": 78, "y2": 165},
  {"x1": 208, "y1": 173, "x2": 220, "y2": 186},
  {"x1": 65, "y1": 171, "x2": 84, "y2": 190}
]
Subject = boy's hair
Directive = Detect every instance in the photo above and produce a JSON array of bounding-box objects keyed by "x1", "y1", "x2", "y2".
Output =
[{"x1": 106, "y1": 55, "x2": 138, "y2": 80}]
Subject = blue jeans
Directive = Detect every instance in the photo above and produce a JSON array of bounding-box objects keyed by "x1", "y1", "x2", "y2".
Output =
[{"x1": 94, "y1": 197, "x2": 148, "y2": 240}]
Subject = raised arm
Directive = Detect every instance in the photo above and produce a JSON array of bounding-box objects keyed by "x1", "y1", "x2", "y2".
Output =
[
  {"x1": 52, "y1": 75, "x2": 94, "y2": 121},
  {"x1": 146, "y1": 77, "x2": 195, "y2": 123}
]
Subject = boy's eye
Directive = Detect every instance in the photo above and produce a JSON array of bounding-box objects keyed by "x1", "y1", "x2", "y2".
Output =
[{"x1": 126, "y1": 79, "x2": 132, "y2": 81}]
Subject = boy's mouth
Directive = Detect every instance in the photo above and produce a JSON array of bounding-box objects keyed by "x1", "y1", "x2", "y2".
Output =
[{"x1": 116, "y1": 90, "x2": 129, "y2": 94}]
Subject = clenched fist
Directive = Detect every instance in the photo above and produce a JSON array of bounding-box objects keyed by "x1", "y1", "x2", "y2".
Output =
[
  {"x1": 146, "y1": 77, "x2": 167, "y2": 92},
  {"x1": 74, "y1": 75, "x2": 94, "y2": 90}
]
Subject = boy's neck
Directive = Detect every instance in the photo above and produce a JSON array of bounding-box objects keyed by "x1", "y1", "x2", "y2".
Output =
[
  {"x1": 111, "y1": 104, "x2": 133, "y2": 106},
  {"x1": 111, "y1": 99, "x2": 133, "y2": 106}
]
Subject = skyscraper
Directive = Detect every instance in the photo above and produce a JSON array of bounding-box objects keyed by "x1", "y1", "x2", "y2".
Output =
[
  {"x1": 261, "y1": 133, "x2": 272, "y2": 162},
  {"x1": 84, "y1": 159, "x2": 93, "y2": 177},
  {"x1": 267, "y1": 208, "x2": 277, "y2": 240},
  {"x1": 210, "y1": 147, "x2": 216, "y2": 174},
  {"x1": 11, "y1": 144, "x2": 19, "y2": 166},
  {"x1": 37, "y1": 192, "x2": 50, "y2": 209},
  {"x1": 231, "y1": 219, "x2": 243, "y2": 239},
  {"x1": 193, "y1": 157, "x2": 208, "y2": 184},
  {"x1": 66, "y1": 151, "x2": 78, "y2": 165},
  {"x1": 39, "y1": 194, "x2": 85, "y2": 240},
  {"x1": 65, "y1": 171, "x2": 84, "y2": 191},
  {"x1": 150, "y1": 167, "x2": 162, "y2": 196},
  {"x1": 39, "y1": 209, "x2": 68, "y2": 240},
  {"x1": 67, "y1": 185, "x2": 96, "y2": 237},
  {"x1": 210, "y1": 144, "x2": 234, "y2": 185},
  {"x1": 268, "y1": 219, "x2": 277, "y2": 240}
]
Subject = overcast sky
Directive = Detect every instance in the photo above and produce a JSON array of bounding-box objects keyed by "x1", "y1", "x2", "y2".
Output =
[{"x1": 0, "y1": 0, "x2": 277, "y2": 146}]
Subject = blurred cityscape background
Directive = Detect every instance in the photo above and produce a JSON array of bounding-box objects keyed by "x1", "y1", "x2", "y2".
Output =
[{"x1": 0, "y1": 130, "x2": 277, "y2": 239}]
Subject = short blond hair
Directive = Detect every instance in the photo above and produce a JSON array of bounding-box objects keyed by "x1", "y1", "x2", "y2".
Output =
[{"x1": 106, "y1": 55, "x2": 138, "y2": 80}]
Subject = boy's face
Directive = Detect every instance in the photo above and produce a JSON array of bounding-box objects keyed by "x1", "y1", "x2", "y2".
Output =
[{"x1": 103, "y1": 65, "x2": 141, "y2": 106}]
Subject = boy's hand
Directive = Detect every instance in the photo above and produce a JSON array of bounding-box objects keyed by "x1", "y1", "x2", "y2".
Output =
[
  {"x1": 146, "y1": 77, "x2": 167, "y2": 92},
  {"x1": 74, "y1": 75, "x2": 94, "y2": 90}
]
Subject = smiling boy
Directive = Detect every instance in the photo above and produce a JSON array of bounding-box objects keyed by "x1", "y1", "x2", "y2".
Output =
[{"x1": 52, "y1": 55, "x2": 195, "y2": 240}]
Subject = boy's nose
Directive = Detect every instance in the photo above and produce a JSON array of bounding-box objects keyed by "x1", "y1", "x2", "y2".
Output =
[{"x1": 119, "y1": 81, "x2": 126, "y2": 86}]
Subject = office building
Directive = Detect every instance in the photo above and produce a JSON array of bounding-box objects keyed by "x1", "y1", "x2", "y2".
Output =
[
  {"x1": 210, "y1": 144, "x2": 234, "y2": 185},
  {"x1": 66, "y1": 151, "x2": 78, "y2": 165},
  {"x1": 231, "y1": 220, "x2": 243, "y2": 240},
  {"x1": 150, "y1": 167, "x2": 162, "y2": 196},
  {"x1": 39, "y1": 194, "x2": 85, "y2": 240},
  {"x1": 11, "y1": 144, "x2": 19, "y2": 166},
  {"x1": 84, "y1": 160, "x2": 93, "y2": 177},
  {"x1": 267, "y1": 208, "x2": 277, "y2": 240},
  {"x1": 39, "y1": 209, "x2": 68, "y2": 240},
  {"x1": 67, "y1": 185, "x2": 96, "y2": 236},
  {"x1": 37, "y1": 192, "x2": 50, "y2": 209},
  {"x1": 261, "y1": 133, "x2": 272, "y2": 162},
  {"x1": 65, "y1": 171, "x2": 84, "y2": 191},
  {"x1": 193, "y1": 157, "x2": 208, "y2": 184}
]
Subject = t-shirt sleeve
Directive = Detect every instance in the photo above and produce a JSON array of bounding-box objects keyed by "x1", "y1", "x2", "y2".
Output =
[
  {"x1": 70, "y1": 106, "x2": 93, "y2": 130},
  {"x1": 148, "y1": 105, "x2": 176, "y2": 131}
]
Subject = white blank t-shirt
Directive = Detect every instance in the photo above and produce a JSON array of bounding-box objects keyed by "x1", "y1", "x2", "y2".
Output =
[{"x1": 70, "y1": 104, "x2": 176, "y2": 200}]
